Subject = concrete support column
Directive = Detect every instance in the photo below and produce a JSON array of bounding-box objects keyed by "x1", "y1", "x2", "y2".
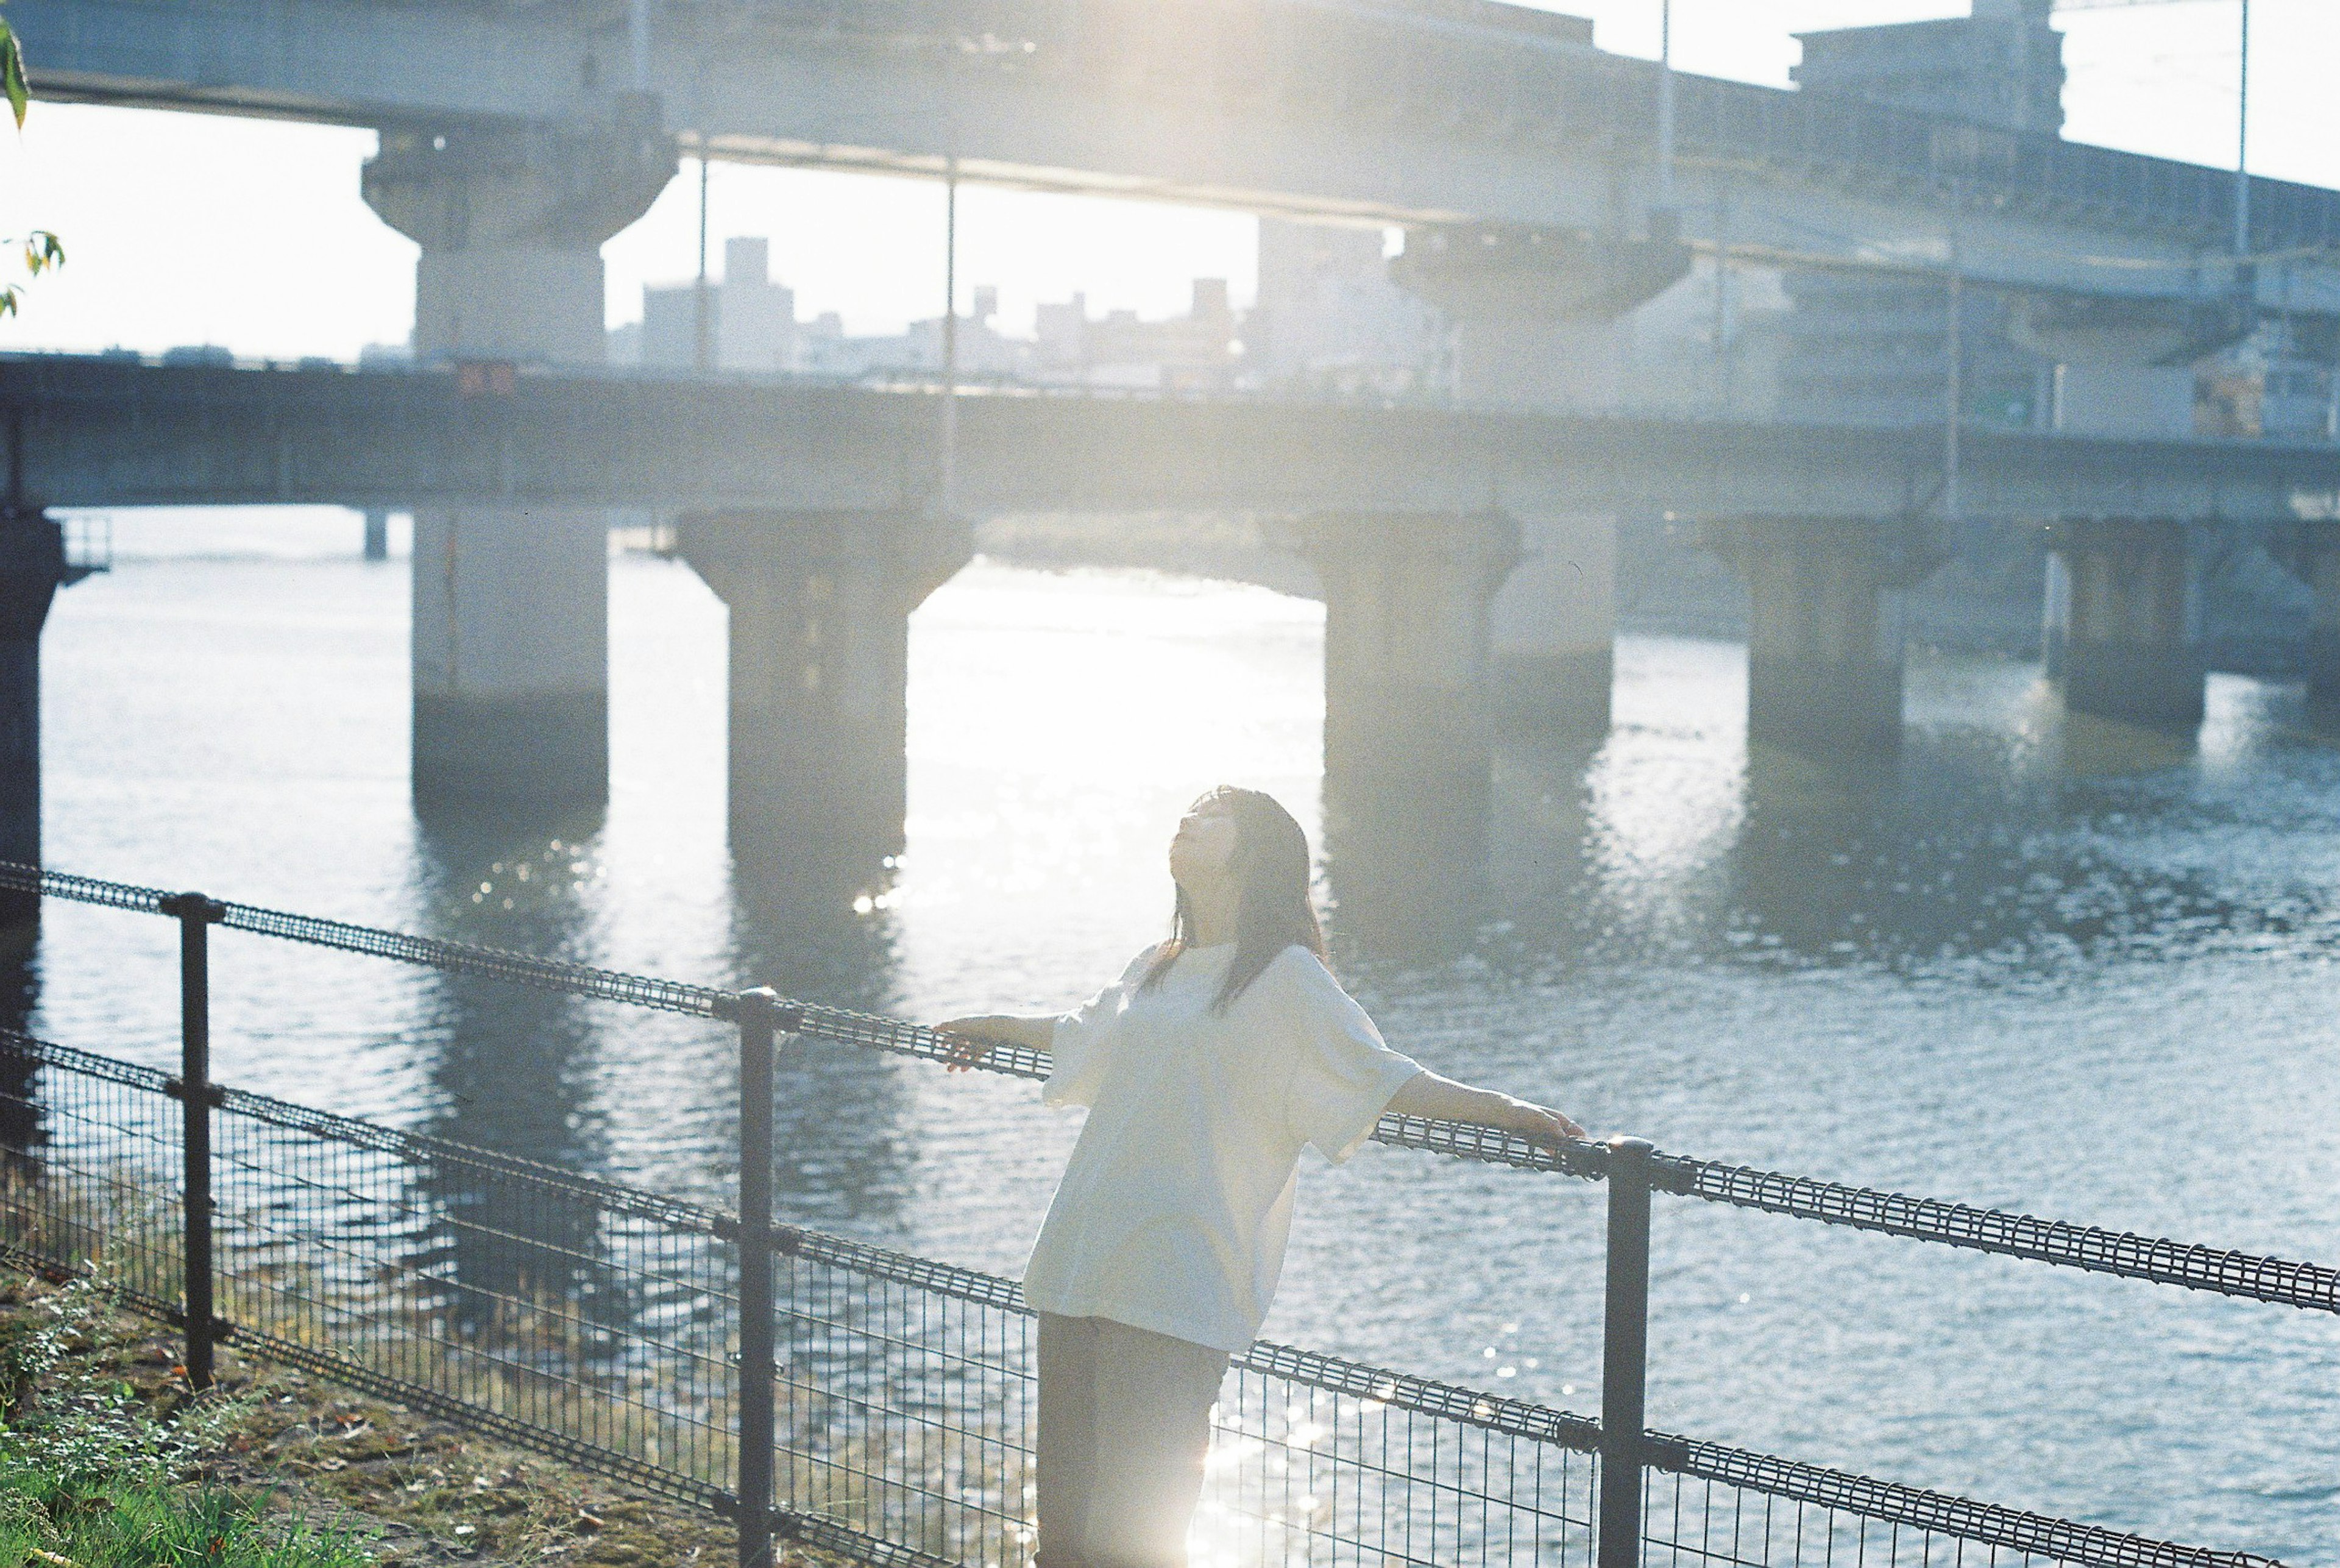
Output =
[
  {"x1": 2012, "y1": 296, "x2": 2243, "y2": 439},
  {"x1": 1298, "y1": 513, "x2": 1516, "y2": 956},
  {"x1": 363, "y1": 510, "x2": 389, "y2": 561},
  {"x1": 1389, "y1": 225, "x2": 1688, "y2": 742},
  {"x1": 1391, "y1": 224, "x2": 1691, "y2": 412},
  {"x1": 1705, "y1": 516, "x2": 1937, "y2": 751},
  {"x1": 676, "y1": 513, "x2": 968, "y2": 890},
  {"x1": 0, "y1": 513, "x2": 68, "y2": 928},
  {"x1": 362, "y1": 116, "x2": 675, "y2": 806},
  {"x1": 2041, "y1": 518, "x2": 2204, "y2": 729},
  {"x1": 1294, "y1": 510, "x2": 1519, "y2": 791},
  {"x1": 2293, "y1": 542, "x2": 2340, "y2": 714},
  {"x1": 408, "y1": 514, "x2": 612, "y2": 803},
  {"x1": 1489, "y1": 508, "x2": 1616, "y2": 738}
]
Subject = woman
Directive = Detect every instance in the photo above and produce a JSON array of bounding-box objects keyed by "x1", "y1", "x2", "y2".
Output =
[{"x1": 936, "y1": 786, "x2": 1585, "y2": 1568}]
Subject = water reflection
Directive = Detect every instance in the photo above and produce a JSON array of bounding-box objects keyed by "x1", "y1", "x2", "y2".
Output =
[
  {"x1": 729, "y1": 867, "x2": 914, "y2": 1236},
  {"x1": 1319, "y1": 766, "x2": 1488, "y2": 965},
  {"x1": 1487, "y1": 742, "x2": 1601, "y2": 922},
  {"x1": 2048, "y1": 708, "x2": 2201, "y2": 781},
  {"x1": 408, "y1": 805, "x2": 613, "y2": 1336},
  {"x1": 1315, "y1": 662, "x2": 2340, "y2": 996},
  {"x1": 1723, "y1": 709, "x2": 2321, "y2": 979}
]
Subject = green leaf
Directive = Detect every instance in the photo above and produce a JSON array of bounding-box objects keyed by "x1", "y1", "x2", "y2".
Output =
[
  {"x1": 0, "y1": 286, "x2": 18, "y2": 318},
  {"x1": 0, "y1": 23, "x2": 26, "y2": 132}
]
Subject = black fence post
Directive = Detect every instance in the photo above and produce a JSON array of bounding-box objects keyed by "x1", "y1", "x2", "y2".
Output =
[
  {"x1": 735, "y1": 988, "x2": 782, "y2": 1568},
  {"x1": 1598, "y1": 1136, "x2": 1655, "y2": 1568},
  {"x1": 161, "y1": 891, "x2": 225, "y2": 1392}
]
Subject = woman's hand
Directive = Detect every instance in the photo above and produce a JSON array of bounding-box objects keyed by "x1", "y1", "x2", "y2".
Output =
[
  {"x1": 934, "y1": 1015, "x2": 1027, "y2": 1074},
  {"x1": 1492, "y1": 1096, "x2": 1587, "y2": 1145}
]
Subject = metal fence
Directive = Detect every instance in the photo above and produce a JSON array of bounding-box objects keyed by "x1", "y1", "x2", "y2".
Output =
[{"x1": 0, "y1": 860, "x2": 2310, "y2": 1568}]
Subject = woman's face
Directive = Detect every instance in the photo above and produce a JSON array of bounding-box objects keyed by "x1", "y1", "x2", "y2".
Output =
[{"x1": 1168, "y1": 797, "x2": 1240, "y2": 892}]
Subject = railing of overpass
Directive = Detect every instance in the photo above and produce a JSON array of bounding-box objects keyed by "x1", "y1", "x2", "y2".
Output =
[
  {"x1": 736, "y1": 0, "x2": 2340, "y2": 257},
  {"x1": 708, "y1": 0, "x2": 2340, "y2": 255},
  {"x1": 1669, "y1": 70, "x2": 2340, "y2": 258},
  {"x1": 0, "y1": 860, "x2": 2313, "y2": 1568}
]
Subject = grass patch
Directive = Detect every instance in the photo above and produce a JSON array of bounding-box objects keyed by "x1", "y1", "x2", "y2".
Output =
[{"x1": 0, "y1": 1268, "x2": 846, "y2": 1566}]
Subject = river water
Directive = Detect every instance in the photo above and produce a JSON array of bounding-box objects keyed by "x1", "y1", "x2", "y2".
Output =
[{"x1": 30, "y1": 513, "x2": 2340, "y2": 1560}]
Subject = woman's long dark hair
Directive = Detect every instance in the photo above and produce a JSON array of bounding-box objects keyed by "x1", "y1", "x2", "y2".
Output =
[{"x1": 1140, "y1": 786, "x2": 1328, "y2": 1012}]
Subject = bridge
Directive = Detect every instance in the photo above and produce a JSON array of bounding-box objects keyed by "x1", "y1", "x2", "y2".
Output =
[
  {"x1": 10, "y1": 0, "x2": 2340, "y2": 890},
  {"x1": 29, "y1": 0, "x2": 2340, "y2": 309},
  {"x1": 7, "y1": 352, "x2": 2340, "y2": 886}
]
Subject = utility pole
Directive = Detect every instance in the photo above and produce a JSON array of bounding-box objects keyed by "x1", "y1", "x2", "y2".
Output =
[
  {"x1": 1945, "y1": 235, "x2": 1964, "y2": 524},
  {"x1": 693, "y1": 155, "x2": 712, "y2": 374},
  {"x1": 938, "y1": 160, "x2": 959, "y2": 517},
  {"x1": 1656, "y1": 0, "x2": 1676, "y2": 207},
  {"x1": 629, "y1": 0, "x2": 651, "y2": 93},
  {"x1": 2233, "y1": 0, "x2": 2251, "y2": 259}
]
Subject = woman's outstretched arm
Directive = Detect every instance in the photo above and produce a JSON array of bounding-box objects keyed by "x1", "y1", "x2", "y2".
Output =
[{"x1": 1385, "y1": 1069, "x2": 1586, "y2": 1144}]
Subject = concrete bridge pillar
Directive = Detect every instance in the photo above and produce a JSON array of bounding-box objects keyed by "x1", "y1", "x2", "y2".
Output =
[
  {"x1": 2274, "y1": 531, "x2": 2340, "y2": 715},
  {"x1": 1489, "y1": 508, "x2": 1616, "y2": 738},
  {"x1": 675, "y1": 513, "x2": 969, "y2": 890},
  {"x1": 1291, "y1": 510, "x2": 1519, "y2": 794},
  {"x1": 2041, "y1": 518, "x2": 2205, "y2": 729},
  {"x1": 1391, "y1": 224, "x2": 1692, "y2": 411},
  {"x1": 2011, "y1": 296, "x2": 2243, "y2": 439},
  {"x1": 1388, "y1": 226, "x2": 1688, "y2": 743},
  {"x1": 1703, "y1": 517, "x2": 1940, "y2": 751},
  {"x1": 0, "y1": 513, "x2": 73, "y2": 926},
  {"x1": 362, "y1": 116, "x2": 676, "y2": 806}
]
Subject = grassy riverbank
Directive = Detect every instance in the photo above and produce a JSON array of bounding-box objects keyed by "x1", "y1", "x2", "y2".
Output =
[{"x1": 0, "y1": 1268, "x2": 843, "y2": 1566}]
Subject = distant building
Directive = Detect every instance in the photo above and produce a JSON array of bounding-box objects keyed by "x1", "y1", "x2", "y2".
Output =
[
  {"x1": 160, "y1": 344, "x2": 235, "y2": 367},
  {"x1": 631, "y1": 280, "x2": 712, "y2": 371},
  {"x1": 1034, "y1": 293, "x2": 1090, "y2": 374},
  {"x1": 1776, "y1": 272, "x2": 2049, "y2": 430},
  {"x1": 1251, "y1": 219, "x2": 1444, "y2": 397},
  {"x1": 619, "y1": 235, "x2": 796, "y2": 372},
  {"x1": 717, "y1": 238, "x2": 795, "y2": 374},
  {"x1": 1792, "y1": 0, "x2": 2064, "y2": 138},
  {"x1": 1773, "y1": 2, "x2": 2065, "y2": 429},
  {"x1": 1031, "y1": 278, "x2": 1246, "y2": 391}
]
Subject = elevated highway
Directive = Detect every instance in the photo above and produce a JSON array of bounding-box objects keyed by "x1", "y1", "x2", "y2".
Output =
[{"x1": 21, "y1": 0, "x2": 2340, "y2": 313}]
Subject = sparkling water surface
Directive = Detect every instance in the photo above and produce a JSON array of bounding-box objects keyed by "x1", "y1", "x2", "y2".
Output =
[{"x1": 32, "y1": 513, "x2": 2340, "y2": 1559}]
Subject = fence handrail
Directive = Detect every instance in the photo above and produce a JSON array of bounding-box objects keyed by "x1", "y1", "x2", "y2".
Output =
[
  {"x1": 1656, "y1": 1155, "x2": 2340, "y2": 1314},
  {"x1": 4, "y1": 859, "x2": 2334, "y2": 1318}
]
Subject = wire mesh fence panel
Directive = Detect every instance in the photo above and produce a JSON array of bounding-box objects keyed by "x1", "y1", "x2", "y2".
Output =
[
  {"x1": 1639, "y1": 1472, "x2": 1980, "y2": 1568},
  {"x1": 0, "y1": 1035, "x2": 186, "y2": 1319},
  {"x1": 771, "y1": 1246, "x2": 1037, "y2": 1560},
  {"x1": 207, "y1": 1087, "x2": 744, "y2": 1511},
  {"x1": 1642, "y1": 1440, "x2": 2282, "y2": 1568},
  {"x1": 1203, "y1": 1360, "x2": 1598, "y2": 1567}
]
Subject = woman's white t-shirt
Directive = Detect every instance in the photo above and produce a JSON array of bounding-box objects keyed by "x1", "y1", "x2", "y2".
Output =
[{"x1": 1021, "y1": 941, "x2": 1423, "y2": 1353}]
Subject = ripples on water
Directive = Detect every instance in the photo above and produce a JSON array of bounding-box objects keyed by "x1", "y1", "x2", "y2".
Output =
[{"x1": 32, "y1": 513, "x2": 2340, "y2": 1558}]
